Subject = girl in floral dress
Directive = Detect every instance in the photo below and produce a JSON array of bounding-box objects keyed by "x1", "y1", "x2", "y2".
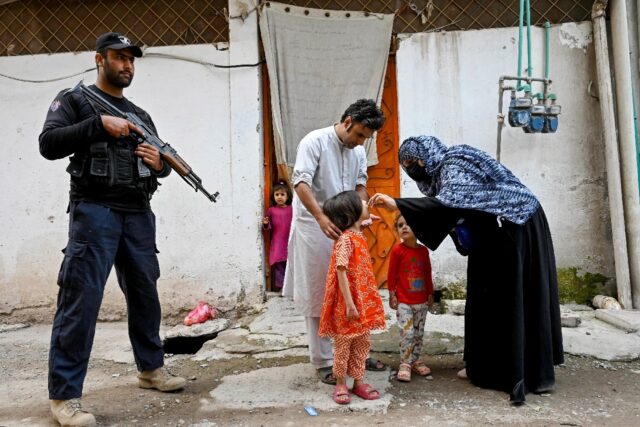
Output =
[{"x1": 319, "y1": 191, "x2": 386, "y2": 404}]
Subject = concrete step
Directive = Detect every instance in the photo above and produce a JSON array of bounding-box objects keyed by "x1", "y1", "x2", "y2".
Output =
[{"x1": 595, "y1": 309, "x2": 640, "y2": 333}]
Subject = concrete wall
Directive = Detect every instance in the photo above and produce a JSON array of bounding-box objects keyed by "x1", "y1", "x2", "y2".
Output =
[
  {"x1": 0, "y1": 17, "x2": 615, "y2": 320},
  {"x1": 396, "y1": 22, "x2": 614, "y2": 286},
  {"x1": 0, "y1": 2, "x2": 264, "y2": 321}
]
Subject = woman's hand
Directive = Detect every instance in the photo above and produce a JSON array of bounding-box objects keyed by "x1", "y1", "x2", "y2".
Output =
[
  {"x1": 368, "y1": 193, "x2": 398, "y2": 211},
  {"x1": 361, "y1": 213, "x2": 380, "y2": 228}
]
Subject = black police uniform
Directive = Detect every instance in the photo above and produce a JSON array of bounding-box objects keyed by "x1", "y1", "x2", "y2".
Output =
[{"x1": 40, "y1": 85, "x2": 171, "y2": 400}]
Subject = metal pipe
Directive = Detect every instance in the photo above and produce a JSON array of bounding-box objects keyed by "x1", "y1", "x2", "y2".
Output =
[
  {"x1": 497, "y1": 79, "x2": 504, "y2": 162},
  {"x1": 517, "y1": 0, "x2": 524, "y2": 89},
  {"x1": 544, "y1": 21, "x2": 551, "y2": 79},
  {"x1": 592, "y1": 0, "x2": 633, "y2": 308},
  {"x1": 501, "y1": 75, "x2": 551, "y2": 83},
  {"x1": 496, "y1": 78, "x2": 516, "y2": 162},
  {"x1": 526, "y1": 0, "x2": 532, "y2": 79},
  {"x1": 544, "y1": 21, "x2": 551, "y2": 103},
  {"x1": 497, "y1": 79, "x2": 506, "y2": 161},
  {"x1": 610, "y1": 0, "x2": 640, "y2": 308}
]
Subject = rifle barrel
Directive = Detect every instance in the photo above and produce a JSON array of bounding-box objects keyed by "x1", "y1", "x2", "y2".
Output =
[{"x1": 182, "y1": 173, "x2": 219, "y2": 202}]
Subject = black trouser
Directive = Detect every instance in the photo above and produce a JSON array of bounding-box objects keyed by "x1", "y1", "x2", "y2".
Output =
[{"x1": 48, "y1": 201, "x2": 164, "y2": 400}]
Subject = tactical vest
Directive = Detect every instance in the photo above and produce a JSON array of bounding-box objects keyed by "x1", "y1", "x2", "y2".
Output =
[{"x1": 65, "y1": 90, "x2": 158, "y2": 196}]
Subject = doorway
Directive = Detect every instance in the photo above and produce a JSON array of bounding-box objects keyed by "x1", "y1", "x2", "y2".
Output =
[{"x1": 261, "y1": 56, "x2": 400, "y2": 290}]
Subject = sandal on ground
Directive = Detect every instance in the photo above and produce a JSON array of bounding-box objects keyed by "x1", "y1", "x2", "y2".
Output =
[
  {"x1": 365, "y1": 357, "x2": 386, "y2": 371},
  {"x1": 317, "y1": 367, "x2": 337, "y2": 385},
  {"x1": 332, "y1": 384, "x2": 351, "y2": 404},
  {"x1": 397, "y1": 362, "x2": 411, "y2": 382},
  {"x1": 351, "y1": 383, "x2": 381, "y2": 400},
  {"x1": 411, "y1": 361, "x2": 431, "y2": 376},
  {"x1": 457, "y1": 368, "x2": 468, "y2": 379}
]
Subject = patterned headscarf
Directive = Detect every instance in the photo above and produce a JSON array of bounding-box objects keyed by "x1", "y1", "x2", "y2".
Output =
[{"x1": 399, "y1": 135, "x2": 540, "y2": 225}]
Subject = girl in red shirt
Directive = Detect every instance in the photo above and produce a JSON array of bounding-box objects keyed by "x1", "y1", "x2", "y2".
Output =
[
  {"x1": 387, "y1": 213, "x2": 434, "y2": 382},
  {"x1": 319, "y1": 191, "x2": 386, "y2": 404}
]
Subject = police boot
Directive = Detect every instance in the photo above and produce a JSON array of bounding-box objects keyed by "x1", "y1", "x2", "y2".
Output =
[
  {"x1": 137, "y1": 367, "x2": 186, "y2": 392},
  {"x1": 50, "y1": 398, "x2": 96, "y2": 427}
]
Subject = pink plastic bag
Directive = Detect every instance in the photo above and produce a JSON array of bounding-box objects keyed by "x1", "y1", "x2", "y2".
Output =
[{"x1": 183, "y1": 301, "x2": 217, "y2": 326}]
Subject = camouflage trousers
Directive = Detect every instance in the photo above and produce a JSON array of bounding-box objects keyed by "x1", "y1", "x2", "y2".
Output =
[{"x1": 396, "y1": 302, "x2": 429, "y2": 365}]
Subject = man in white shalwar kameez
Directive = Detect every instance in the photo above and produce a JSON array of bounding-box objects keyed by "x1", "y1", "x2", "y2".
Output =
[{"x1": 282, "y1": 99, "x2": 385, "y2": 384}]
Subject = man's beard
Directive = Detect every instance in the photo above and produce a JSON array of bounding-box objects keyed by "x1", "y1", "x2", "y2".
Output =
[{"x1": 103, "y1": 60, "x2": 133, "y2": 88}]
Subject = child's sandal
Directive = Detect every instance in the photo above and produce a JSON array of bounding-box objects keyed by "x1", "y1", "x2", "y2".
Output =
[
  {"x1": 351, "y1": 383, "x2": 380, "y2": 400},
  {"x1": 397, "y1": 362, "x2": 412, "y2": 382},
  {"x1": 332, "y1": 384, "x2": 351, "y2": 404},
  {"x1": 411, "y1": 361, "x2": 431, "y2": 376}
]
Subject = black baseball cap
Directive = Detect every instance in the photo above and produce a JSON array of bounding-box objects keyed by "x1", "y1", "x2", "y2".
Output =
[{"x1": 95, "y1": 32, "x2": 143, "y2": 57}]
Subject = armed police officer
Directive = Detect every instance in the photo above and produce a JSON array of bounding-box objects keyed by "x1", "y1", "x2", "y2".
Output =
[{"x1": 39, "y1": 32, "x2": 186, "y2": 427}]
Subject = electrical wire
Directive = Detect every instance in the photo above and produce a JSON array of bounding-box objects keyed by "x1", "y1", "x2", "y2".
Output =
[
  {"x1": 0, "y1": 53, "x2": 264, "y2": 83},
  {"x1": 142, "y1": 51, "x2": 264, "y2": 69},
  {"x1": 0, "y1": 68, "x2": 94, "y2": 83}
]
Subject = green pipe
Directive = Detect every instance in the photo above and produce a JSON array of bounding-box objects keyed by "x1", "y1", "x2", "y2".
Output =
[
  {"x1": 544, "y1": 21, "x2": 550, "y2": 79},
  {"x1": 517, "y1": 0, "x2": 524, "y2": 89},
  {"x1": 526, "y1": 0, "x2": 532, "y2": 79}
]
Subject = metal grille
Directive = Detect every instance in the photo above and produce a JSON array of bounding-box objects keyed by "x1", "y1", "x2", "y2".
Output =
[
  {"x1": 0, "y1": 0, "x2": 229, "y2": 56},
  {"x1": 1, "y1": 0, "x2": 594, "y2": 57},
  {"x1": 273, "y1": 0, "x2": 593, "y2": 34}
]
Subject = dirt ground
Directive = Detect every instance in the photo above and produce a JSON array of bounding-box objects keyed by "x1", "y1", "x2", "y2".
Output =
[{"x1": 1, "y1": 338, "x2": 640, "y2": 427}]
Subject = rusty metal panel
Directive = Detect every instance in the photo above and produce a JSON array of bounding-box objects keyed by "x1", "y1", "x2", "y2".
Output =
[
  {"x1": 272, "y1": 0, "x2": 592, "y2": 34},
  {"x1": 0, "y1": 0, "x2": 228, "y2": 56},
  {"x1": 0, "y1": 0, "x2": 593, "y2": 57}
]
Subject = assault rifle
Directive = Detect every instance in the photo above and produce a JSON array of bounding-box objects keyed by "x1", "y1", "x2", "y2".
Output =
[{"x1": 75, "y1": 82, "x2": 219, "y2": 202}]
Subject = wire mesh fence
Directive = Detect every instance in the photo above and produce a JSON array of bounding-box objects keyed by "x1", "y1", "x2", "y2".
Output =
[
  {"x1": 0, "y1": 0, "x2": 229, "y2": 56},
  {"x1": 1, "y1": 0, "x2": 593, "y2": 56},
  {"x1": 278, "y1": 0, "x2": 593, "y2": 34}
]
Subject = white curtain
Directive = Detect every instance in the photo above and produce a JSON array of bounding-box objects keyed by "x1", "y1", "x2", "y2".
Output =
[{"x1": 259, "y1": 2, "x2": 394, "y2": 176}]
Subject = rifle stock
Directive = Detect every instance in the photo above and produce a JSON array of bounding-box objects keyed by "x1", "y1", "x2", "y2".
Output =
[
  {"x1": 76, "y1": 82, "x2": 219, "y2": 202},
  {"x1": 162, "y1": 152, "x2": 191, "y2": 176}
]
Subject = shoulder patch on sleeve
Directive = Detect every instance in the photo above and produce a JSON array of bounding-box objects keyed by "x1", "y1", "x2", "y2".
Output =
[{"x1": 49, "y1": 99, "x2": 61, "y2": 112}]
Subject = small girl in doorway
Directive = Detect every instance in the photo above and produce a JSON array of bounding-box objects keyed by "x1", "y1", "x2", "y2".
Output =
[
  {"x1": 262, "y1": 181, "x2": 293, "y2": 292},
  {"x1": 387, "y1": 213, "x2": 434, "y2": 382},
  {"x1": 319, "y1": 191, "x2": 386, "y2": 405}
]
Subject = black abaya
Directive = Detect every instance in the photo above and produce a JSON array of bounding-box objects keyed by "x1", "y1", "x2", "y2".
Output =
[{"x1": 396, "y1": 197, "x2": 564, "y2": 403}]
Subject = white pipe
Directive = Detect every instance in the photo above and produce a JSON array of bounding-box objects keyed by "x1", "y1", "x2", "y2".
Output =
[
  {"x1": 592, "y1": 0, "x2": 633, "y2": 308},
  {"x1": 611, "y1": 0, "x2": 640, "y2": 309}
]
